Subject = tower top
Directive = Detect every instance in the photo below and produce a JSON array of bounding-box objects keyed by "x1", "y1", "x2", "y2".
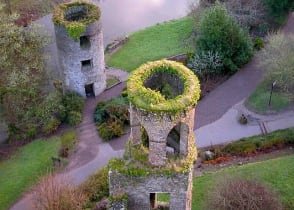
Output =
[{"x1": 53, "y1": 1, "x2": 101, "y2": 40}]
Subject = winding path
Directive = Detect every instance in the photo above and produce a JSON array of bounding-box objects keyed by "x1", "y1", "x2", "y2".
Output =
[{"x1": 9, "y1": 12, "x2": 294, "y2": 210}]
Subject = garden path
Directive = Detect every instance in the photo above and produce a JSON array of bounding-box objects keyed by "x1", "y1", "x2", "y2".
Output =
[{"x1": 9, "y1": 11, "x2": 294, "y2": 210}]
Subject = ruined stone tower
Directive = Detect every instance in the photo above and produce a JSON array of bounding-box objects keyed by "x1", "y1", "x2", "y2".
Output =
[
  {"x1": 53, "y1": 1, "x2": 106, "y2": 98},
  {"x1": 109, "y1": 60, "x2": 201, "y2": 210}
]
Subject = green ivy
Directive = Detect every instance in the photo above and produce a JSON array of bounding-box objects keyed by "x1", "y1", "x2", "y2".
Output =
[
  {"x1": 127, "y1": 60, "x2": 201, "y2": 113},
  {"x1": 53, "y1": 1, "x2": 101, "y2": 40}
]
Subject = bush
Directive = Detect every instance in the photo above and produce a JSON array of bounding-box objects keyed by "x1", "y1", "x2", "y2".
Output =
[
  {"x1": 79, "y1": 167, "x2": 109, "y2": 204},
  {"x1": 196, "y1": 2, "x2": 253, "y2": 74},
  {"x1": 97, "y1": 121, "x2": 123, "y2": 141},
  {"x1": 67, "y1": 111, "x2": 82, "y2": 126},
  {"x1": 254, "y1": 37, "x2": 265, "y2": 50},
  {"x1": 187, "y1": 51, "x2": 223, "y2": 78},
  {"x1": 60, "y1": 92, "x2": 84, "y2": 124},
  {"x1": 222, "y1": 140, "x2": 257, "y2": 155},
  {"x1": 204, "y1": 178, "x2": 282, "y2": 210},
  {"x1": 32, "y1": 174, "x2": 85, "y2": 210},
  {"x1": 259, "y1": 32, "x2": 294, "y2": 95},
  {"x1": 41, "y1": 117, "x2": 61, "y2": 135},
  {"x1": 94, "y1": 96, "x2": 129, "y2": 141},
  {"x1": 264, "y1": 0, "x2": 293, "y2": 24},
  {"x1": 58, "y1": 131, "x2": 77, "y2": 158}
]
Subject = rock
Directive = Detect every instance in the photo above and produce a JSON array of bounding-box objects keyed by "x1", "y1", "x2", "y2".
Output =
[
  {"x1": 166, "y1": 146, "x2": 175, "y2": 155},
  {"x1": 204, "y1": 150, "x2": 214, "y2": 160}
]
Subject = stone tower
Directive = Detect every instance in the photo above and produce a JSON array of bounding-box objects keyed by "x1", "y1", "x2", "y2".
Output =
[
  {"x1": 109, "y1": 60, "x2": 201, "y2": 210},
  {"x1": 53, "y1": 1, "x2": 106, "y2": 98}
]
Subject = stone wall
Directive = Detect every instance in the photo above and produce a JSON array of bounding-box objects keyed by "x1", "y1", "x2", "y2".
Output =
[
  {"x1": 54, "y1": 17, "x2": 106, "y2": 97},
  {"x1": 109, "y1": 169, "x2": 193, "y2": 210},
  {"x1": 130, "y1": 105, "x2": 196, "y2": 166}
]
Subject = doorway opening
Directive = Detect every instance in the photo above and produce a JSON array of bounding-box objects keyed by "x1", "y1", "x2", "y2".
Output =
[{"x1": 85, "y1": 83, "x2": 94, "y2": 97}]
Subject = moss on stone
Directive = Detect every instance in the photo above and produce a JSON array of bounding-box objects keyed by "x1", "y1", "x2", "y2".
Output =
[
  {"x1": 127, "y1": 60, "x2": 201, "y2": 113},
  {"x1": 53, "y1": 1, "x2": 101, "y2": 40},
  {"x1": 108, "y1": 139, "x2": 197, "y2": 177}
]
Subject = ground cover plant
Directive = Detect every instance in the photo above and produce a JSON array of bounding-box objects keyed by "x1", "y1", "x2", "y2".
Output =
[
  {"x1": 106, "y1": 17, "x2": 193, "y2": 72},
  {"x1": 0, "y1": 137, "x2": 60, "y2": 210},
  {"x1": 94, "y1": 96, "x2": 129, "y2": 141}
]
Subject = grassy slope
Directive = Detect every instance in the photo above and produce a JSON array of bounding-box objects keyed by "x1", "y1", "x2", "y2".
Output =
[
  {"x1": 192, "y1": 154, "x2": 294, "y2": 209},
  {"x1": 106, "y1": 17, "x2": 193, "y2": 72},
  {"x1": 0, "y1": 138, "x2": 60, "y2": 210},
  {"x1": 245, "y1": 79, "x2": 290, "y2": 113}
]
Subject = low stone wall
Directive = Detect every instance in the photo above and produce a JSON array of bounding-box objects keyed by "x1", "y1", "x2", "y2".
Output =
[{"x1": 109, "y1": 169, "x2": 193, "y2": 210}]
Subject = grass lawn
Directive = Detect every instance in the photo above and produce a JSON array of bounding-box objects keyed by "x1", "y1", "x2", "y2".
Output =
[
  {"x1": 0, "y1": 137, "x2": 60, "y2": 210},
  {"x1": 192, "y1": 154, "x2": 294, "y2": 209},
  {"x1": 245, "y1": 79, "x2": 290, "y2": 113},
  {"x1": 106, "y1": 17, "x2": 193, "y2": 72}
]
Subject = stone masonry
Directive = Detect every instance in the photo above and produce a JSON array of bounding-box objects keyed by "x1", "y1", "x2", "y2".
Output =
[
  {"x1": 109, "y1": 60, "x2": 200, "y2": 210},
  {"x1": 53, "y1": 3, "x2": 106, "y2": 98}
]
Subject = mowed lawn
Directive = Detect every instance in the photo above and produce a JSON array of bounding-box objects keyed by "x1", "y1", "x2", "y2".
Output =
[
  {"x1": 106, "y1": 17, "x2": 193, "y2": 72},
  {"x1": 192, "y1": 154, "x2": 294, "y2": 209},
  {"x1": 0, "y1": 138, "x2": 60, "y2": 210}
]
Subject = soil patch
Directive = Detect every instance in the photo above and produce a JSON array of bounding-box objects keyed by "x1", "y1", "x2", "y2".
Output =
[{"x1": 194, "y1": 146, "x2": 294, "y2": 176}]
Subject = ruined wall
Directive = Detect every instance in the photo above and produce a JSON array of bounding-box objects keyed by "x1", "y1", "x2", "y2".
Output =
[
  {"x1": 130, "y1": 105, "x2": 196, "y2": 166},
  {"x1": 109, "y1": 169, "x2": 193, "y2": 210},
  {"x1": 54, "y1": 5, "x2": 106, "y2": 97}
]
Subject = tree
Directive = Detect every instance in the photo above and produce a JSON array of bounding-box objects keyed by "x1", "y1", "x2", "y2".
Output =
[
  {"x1": 259, "y1": 32, "x2": 294, "y2": 95},
  {"x1": 0, "y1": 5, "x2": 59, "y2": 140},
  {"x1": 195, "y1": 2, "x2": 253, "y2": 73}
]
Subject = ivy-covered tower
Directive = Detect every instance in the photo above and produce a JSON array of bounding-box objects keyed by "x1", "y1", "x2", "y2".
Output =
[
  {"x1": 108, "y1": 60, "x2": 201, "y2": 210},
  {"x1": 53, "y1": 1, "x2": 106, "y2": 98}
]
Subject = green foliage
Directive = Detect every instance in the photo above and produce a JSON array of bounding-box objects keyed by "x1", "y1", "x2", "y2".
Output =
[
  {"x1": 106, "y1": 17, "x2": 193, "y2": 72},
  {"x1": 258, "y1": 32, "x2": 294, "y2": 95},
  {"x1": 94, "y1": 96, "x2": 129, "y2": 141},
  {"x1": 127, "y1": 60, "x2": 201, "y2": 113},
  {"x1": 67, "y1": 111, "x2": 82, "y2": 126},
  {"x1": 220, "y1": 128, "x2": 294, "y2": 156},
  {"x1": 41, "y1": 117, "x2": 61, "y2": 135},
  {"x1": 196, "y1": 2, "x2": 253, "y2": 73},
  {"x1": 61, "y1": 92, "x2": 84, "y2": 125},
  {"x1": 59, "y1": 131, "x2": 77, "y2": 158},
  {"x1": 97, "y1": 120, "x2": 123, "y2": 141},
  {"x1": 0, "y1": 137, "x2": 60, "y2": 210},
  {"x1": 264, "y1": 0, "x2": 293, "y2": 24},
  {"x1": 79, "y1": 167, "x2": 109, "y2": 204},
  {"x1": 187, "y1": 51, "x2": 223, "y2": 78},
  {"x1": 52, "y1": 1, "x2": 100, "y2": 40},
  {"x1": 254, "y1": 37, "x2": 265, "y2": 50}
]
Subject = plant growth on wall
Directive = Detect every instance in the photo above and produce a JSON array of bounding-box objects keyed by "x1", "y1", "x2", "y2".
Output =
[{"x1": 53, "y1": 1, "x2": 100, "y2": 40}]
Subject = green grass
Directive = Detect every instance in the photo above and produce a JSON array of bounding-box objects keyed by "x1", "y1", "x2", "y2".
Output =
[
  {"x1": 246, "y1": 80, "x2": 290, "y2": 113},
  {"x1": 106, "y1": 75, "x2": 120, "y2": 89},
  {"x1": 0, "y1": 137, "x2": 60, "y2": 210},
  {"x1": 192, "y1": 154, "x2": 294, "y2": 209},
  {"x1": 106, "y1": 17, "x2": 193, "y2": 72}
]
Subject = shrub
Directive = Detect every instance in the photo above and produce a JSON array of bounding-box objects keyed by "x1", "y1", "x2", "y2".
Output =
[
  {"x1": 60, "y1": 92, "x2": 84, "y2": 125},
  {"x1": 79, "y1": 167, "x2": 109, "y2": 203},
  {"x1": 67, "y1": 111, "x2": 82, "y2": 126},
  {"x1": 97, "y1": 121, "x2": 123, "y2": 141},
  {"x1": 204, "y1": 178, "x2": 282, "y2": 210},
  {"x1": 264, "y1": 0, "x2": 293, "y2": 24},
  {"x1": 187, "y1": 51, "x2": 223, "y2": 78},
  {"x1": 32, "y1": 174, "x2": 85, "y2": 210},
  {"x1": 58, "y1": 131, "x2": 77, "y2": 158},
  {"x1": 196, "y1": 2, "x2": 253, "y2": 74},
  {"x1": 254, "y1": 37, "x2": 265, "y2": 50},
  {"x1": 41, "y1": 117, "x2": 61, "y2": 135},
  {"x1": 222, "y1": 140, "x2": 257, "y2": 155},
  {"x1": 259, "y1": 32, "x2": 294, "y2": 95}
]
